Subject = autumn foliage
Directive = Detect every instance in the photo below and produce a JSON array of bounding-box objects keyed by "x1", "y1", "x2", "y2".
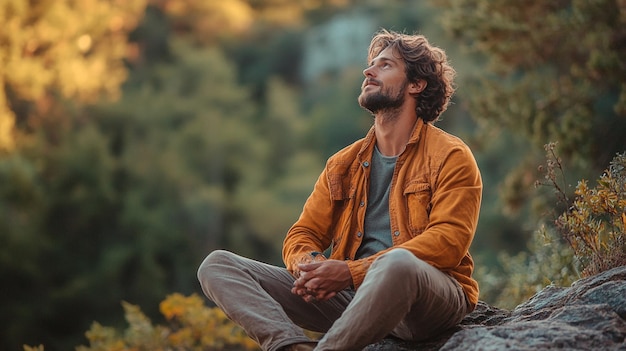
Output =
[
  {"x1": 26, "y1": 293, "x2": 259, "y2": 351},
  {"x1": 547, "y1": 147, "x2": 626, "y2": 277}
]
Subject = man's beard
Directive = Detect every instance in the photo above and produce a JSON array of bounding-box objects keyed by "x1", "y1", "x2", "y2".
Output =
[{"x1": 358, "y1": 82, "x2": 407, "y2": 117}]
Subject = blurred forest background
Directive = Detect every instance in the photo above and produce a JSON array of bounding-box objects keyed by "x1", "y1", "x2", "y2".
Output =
[{"x1": 1, "y1": 0, "x2": 624, "y2": 350}]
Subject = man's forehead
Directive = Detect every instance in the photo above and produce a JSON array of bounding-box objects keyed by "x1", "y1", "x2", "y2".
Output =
[{"x1": 370, "y1": 46, "x2": 401, "y2": 64}]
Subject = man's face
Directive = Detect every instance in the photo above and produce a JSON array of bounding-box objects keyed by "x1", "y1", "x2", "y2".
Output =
[{"x1": 358, "y1": 46, "x2": 410, "y2": 115}]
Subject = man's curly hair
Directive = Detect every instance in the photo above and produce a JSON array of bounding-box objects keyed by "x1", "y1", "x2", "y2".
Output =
[{"x1": 367, "y1": 29, "x2": 456, "y2": 123}]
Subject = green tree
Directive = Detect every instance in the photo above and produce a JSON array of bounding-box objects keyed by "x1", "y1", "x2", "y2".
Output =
[
  {"x1": 433, "y1": 0, "x2": 626, "y2": 192},
  {"x1": 435, "y1": 0, "x2": 625, "y2": 169},
  {"x1": 0, "y1": 26, "x2": 325, "y2": 348}
]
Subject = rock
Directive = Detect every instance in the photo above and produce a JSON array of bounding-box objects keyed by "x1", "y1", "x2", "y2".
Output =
[{"x1": 363, "y1": 265, "x2": 626, "y2": 351}]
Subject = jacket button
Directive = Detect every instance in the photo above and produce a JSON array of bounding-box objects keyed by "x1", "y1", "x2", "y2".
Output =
[
  {"x1": 360, "y1": 201, "x2": 365, "y2": 207},
  {"x1": 363, "y1": 161, "x2": 370, "y2": 167},
  {"x1": 394, "y1": 230, "x2": 400, "y2": 236},
  {"x1": 357, "y1": 232, "x2": 362, "y2": 237}
]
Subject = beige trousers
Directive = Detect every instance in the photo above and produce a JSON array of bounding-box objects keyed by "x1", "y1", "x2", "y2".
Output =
[{"x1": 197, "y1": 248, "x2": 468, "y2": 351}]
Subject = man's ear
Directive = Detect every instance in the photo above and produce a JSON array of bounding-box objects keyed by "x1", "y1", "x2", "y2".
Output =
[{"x1": 409, "y1": 79, "x2": 427, "y2": 94}]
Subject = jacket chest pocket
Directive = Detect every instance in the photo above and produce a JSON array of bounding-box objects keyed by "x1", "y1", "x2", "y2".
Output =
[{"x1": 403, "y1": 182, "x2": 432, "y2": 235}]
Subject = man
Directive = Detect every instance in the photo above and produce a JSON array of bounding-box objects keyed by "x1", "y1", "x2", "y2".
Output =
[{"x1": 197, "y1": 29, "x2": 482, "y2": 351}]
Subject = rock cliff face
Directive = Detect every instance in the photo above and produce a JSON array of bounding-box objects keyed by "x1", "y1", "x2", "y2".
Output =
[{"x1": 364, "y1": 265, "x2": 626, "y2": 351}]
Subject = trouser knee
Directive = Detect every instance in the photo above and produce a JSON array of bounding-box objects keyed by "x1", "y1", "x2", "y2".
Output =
[
  {"x1": 197, "y1": 249, "x2": 237, "y2": 283},
  {"x1": 370, "y1": 248, "x2": 440, "y2": 289},
  {"x1": 373, "y1": 249, "x2": 421, "y2": 273}
]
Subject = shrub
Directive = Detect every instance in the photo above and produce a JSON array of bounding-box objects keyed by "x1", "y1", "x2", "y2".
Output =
[
  {"x1": 541, "y1": 143, "x2": 626, "y2": 277},
  {"x1": 24, "y1": 293, "x2": 260, "y2": 351},
  {"x1": 476, "y1": 143, "x2": 625, "y2": 309}
]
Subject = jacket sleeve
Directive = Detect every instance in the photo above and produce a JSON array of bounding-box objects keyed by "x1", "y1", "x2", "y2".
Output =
[{"x1": 282, "y1": 167, "x2": 335, "y2": 274}]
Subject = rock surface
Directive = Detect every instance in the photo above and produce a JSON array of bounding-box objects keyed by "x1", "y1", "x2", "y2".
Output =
[{"x1": 363, "y1": 265, "x2": 626, "y2": 351}]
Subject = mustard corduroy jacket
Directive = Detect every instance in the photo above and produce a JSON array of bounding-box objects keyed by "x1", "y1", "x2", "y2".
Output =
[{"x1": 283, "y1": 119, "x2": 482, "y2": 309}]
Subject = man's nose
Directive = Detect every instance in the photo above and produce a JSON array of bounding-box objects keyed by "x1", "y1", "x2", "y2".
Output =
[{"x1": 363, "y1": 65, "x2": 375, "y2": 77}]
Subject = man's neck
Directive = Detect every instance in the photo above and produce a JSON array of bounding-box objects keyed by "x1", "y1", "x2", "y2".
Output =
[{"x1": 374, "y1": 107, "x2": 417, "y2": 157}]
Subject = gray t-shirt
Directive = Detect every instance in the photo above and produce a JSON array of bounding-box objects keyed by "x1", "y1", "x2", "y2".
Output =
[{"x1": 355, "y1": 146, "x2": 396, "y2": 259}]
